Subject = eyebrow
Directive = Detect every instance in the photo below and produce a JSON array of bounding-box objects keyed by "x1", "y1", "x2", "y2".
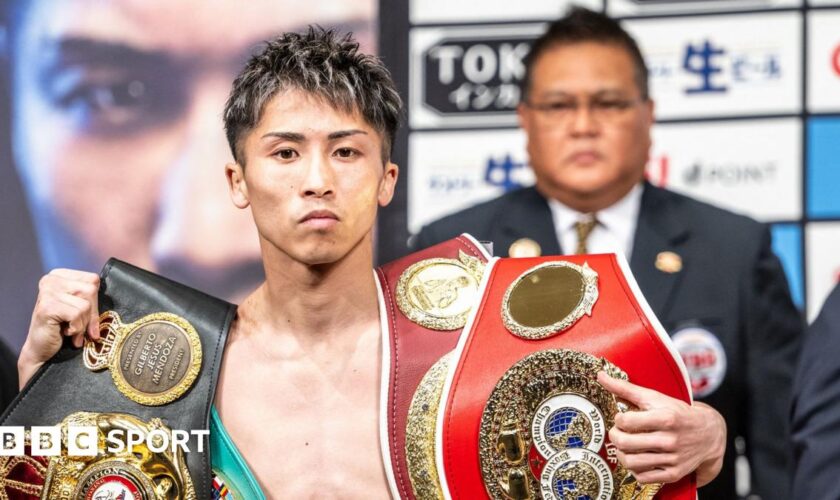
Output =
[
  {"x1": 328, "y1": 129, "x2": 368, "y2": 140},
  {"x1": 39, "y1": 37, "x2": 177, "y2": 70},
  {"x1": 260, "y1": 130, "x2": 368, "y2": 141},
  {"x1": 538, "y1": 89, "x2": 629, "y2": 99},
  {"x1": 261, "y1": 131, "x2": 306, "y2": 142}
]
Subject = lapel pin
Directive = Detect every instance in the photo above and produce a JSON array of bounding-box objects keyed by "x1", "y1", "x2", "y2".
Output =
[
  {"x1": 655, "y1": 251, "x2": 682, "y2": 274},
  {"x1": 508, "y1": 238, "x2": 542, "y2": 258}
]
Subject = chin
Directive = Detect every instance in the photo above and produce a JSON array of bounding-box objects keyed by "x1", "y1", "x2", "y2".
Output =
[{"x1": 292, "y1": 245, "x2": 348, "y2": 266}]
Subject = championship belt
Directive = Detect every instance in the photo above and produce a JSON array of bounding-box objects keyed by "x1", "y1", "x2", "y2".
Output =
[
  {"x1": 1, "y1": 412, "x2": 195, "y2": 499},
  {"x1": 376, "y1": 234, "x2": 491, "y2": 500},
  {"x1": 1, "y1": 259, "x2": 236, "y2": 497},
  {"x1": 418, "y1": 254, "x2": 695, "y2": 499}
]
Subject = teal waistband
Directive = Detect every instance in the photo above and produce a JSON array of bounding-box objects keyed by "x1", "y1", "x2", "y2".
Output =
[{"x1": 210, "y1": 406, "x2": 266, "y2": 500}]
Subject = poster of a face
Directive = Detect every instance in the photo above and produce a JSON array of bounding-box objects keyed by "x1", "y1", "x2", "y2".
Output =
[{"x1": 0, "y1": 0, "x2": 377, "y2": 349}]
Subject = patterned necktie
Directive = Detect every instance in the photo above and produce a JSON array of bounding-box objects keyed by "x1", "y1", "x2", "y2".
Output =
[{"x1": 574, "y1": 216, "x2": 598, "y2": 255}]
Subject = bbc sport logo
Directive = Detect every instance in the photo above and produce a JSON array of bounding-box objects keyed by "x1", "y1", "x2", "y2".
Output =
[{"x1": 0, "y1": 425, "x2": 208, "y2": 456}]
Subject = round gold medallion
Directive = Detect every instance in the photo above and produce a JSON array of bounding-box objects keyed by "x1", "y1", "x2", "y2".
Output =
[
  {"x1": 73, "y1": 461, "x2": 156, "y2": 500},
  {"x1": 396, "y1": 250, "x2": 485, "y2": 331},
  {"x1": 479, "y1": 349, "x2": 630, "y2": 500},
  {"x1": 85, "y1": 311, "x2": 203, "y2": 406},
  {"x1": 502, "y1": 261, "x2": 599, "y2": 340}
]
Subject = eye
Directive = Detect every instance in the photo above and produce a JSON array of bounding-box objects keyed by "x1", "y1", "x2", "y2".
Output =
[
  {"x1": 40, "y1": 66, "x2": 184, "y2": 135},
  {"x1": 274, "y1": 148, "x2": 298, "y2": 160},
  {"x1": 334, "y1": 147, "x2": 358, "y2": 159},
  {"x1": 542, "y1": 101, "x2": 576, "y2": 112},
  {"x1": 594, "y1": 99, "x2": 630, "y2": 111}
]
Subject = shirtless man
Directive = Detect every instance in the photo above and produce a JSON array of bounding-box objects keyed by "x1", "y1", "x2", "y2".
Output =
[{"x1": 16, "y1": 28, "x2": 724, "y2": 498}]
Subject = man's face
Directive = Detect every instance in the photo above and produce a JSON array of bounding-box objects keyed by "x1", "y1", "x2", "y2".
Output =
[
  {"x1": 10, "y1": 0, "x2": 374, "y2": 299},
  {"x1": 518, "y1": 42, "x2": 654, "y2": 210},
  {"x1": 227, "y1": 90, "x2": 397, "y2": 267}
]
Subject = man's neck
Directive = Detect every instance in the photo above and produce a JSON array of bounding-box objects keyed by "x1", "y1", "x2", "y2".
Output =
[
  {"x1": 238, "y1": 235, "x2": 379, "y2": 347},
  {"x1": 536, "y1": 178, "x2": 643, "y2": 214}
]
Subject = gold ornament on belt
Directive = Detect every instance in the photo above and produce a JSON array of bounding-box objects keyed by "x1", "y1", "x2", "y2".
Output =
[
  {"x1": 405, "y1": 352, "x2": 453, "y2": 500},
  {"x1": 84, "y1": 311, "x2": 203, "y2": 406},
  {"x1": 396, "y1": 251, "x2": 485, "y2": 331},
  {"x1": 0, "y1": 412, "x2": 196, "y2": 500},
  {"x1": 502, "y1": 262, "x2": 599, "y2": 340},
  {"x1": 479, "y1": 349, "x2": 662, "y2": 500}
]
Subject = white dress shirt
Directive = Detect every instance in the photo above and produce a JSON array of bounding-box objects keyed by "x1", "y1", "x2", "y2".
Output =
[{"x1": 546, "y1": 183, "x2": 643, "y2": 260}]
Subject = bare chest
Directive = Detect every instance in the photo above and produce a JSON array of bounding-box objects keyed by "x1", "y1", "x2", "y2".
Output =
[{"x1": 216, "y1": 342, "x2": 391, "y2": 499}]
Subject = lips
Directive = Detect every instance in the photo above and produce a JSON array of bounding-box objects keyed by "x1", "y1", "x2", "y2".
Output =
[
  {"x1": 299, "y1": 209, "x2": 340, "y2": 229},
  {"x1": 567, "y1": 150, "x2": 603, "y2": 165}
]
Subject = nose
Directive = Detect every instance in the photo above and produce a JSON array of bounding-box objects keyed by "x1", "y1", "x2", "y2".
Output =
[
  {"x1": 150, "y1": 76, "x2": 264, "y2": 301},
  {"x1": 568, "y1": 103, "x2": 599, "y2": 137},
  {"x1": 300, "y1": 152, "x2": 336, "y2": 199}
]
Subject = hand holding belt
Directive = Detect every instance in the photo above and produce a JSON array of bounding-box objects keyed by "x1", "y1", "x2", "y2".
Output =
[{"x1": 1, "y1": 259, "x2": 236, "y2": 496}]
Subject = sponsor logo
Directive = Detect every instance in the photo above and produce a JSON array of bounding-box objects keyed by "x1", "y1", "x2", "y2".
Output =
[
  {"x1": 682, "y1": 161, "x2": 777, "y2": 186},
  {"x1": 485, "y1": 153, "x2": 528, "y2": 191},
  {"x1": 425, "y1": 153, "x2": 528, "y2": 197},
  {"x1": 832, "y1": 44, "x2": 840, "y2": 77},
  {"x1": 646, "y1": 155, "x2": 778, "y2": 188},
  {"x1": 425, "y1": 39, "x2": 529, "y2": 114},
  {"x1": 648, "y1": 39, "x2": 783, "y2": 95},
  {"x1": 646, "y1": 154, "x2": 671, "y2": 188},
  {"x1": 672, "y1": 327, "x2": 727, "y2": 398},
  {"x1": 411, "y1": 24, "x2": 545, "y2": 127},
  {"x1": 0, "y1": 426, "x2": 209, "y2": 456}
]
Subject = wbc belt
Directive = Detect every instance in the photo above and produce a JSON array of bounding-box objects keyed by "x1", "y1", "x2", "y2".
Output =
[
  {"x1": 376, "y1": 234, "x2": 491, "y2": 500},
  {"x1": 1, "y1": 259, "x2": 235, "y2": 498},
  {"x1": 434, "y1": 254, "x2": 694, "y2": 500}
]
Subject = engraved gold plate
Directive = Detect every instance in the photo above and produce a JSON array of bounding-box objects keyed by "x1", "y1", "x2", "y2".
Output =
[
  {"x1": 479, "y1": 349, "x2": 660, "y2": 500},
  {"x1": 396, "y1": 251, "x2": 485, "y2": 331},
  {"x1": 502, "y1": 262, "x2": 598, "y2": 340},
  {"x1": 41, "y1": 412, "x2": 197, "y2": 500},
  {"x1": 84, "y1": 311, "x2": 202, "y2": 406}
]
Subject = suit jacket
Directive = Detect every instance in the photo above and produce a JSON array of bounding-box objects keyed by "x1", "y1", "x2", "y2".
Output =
[
  {"x1": 791, "y1": 284, "x2": 840, "y2": 499},
  {"x1": 0, "y1": 339, "x2": 18, "y2": 413},
  {"x1": 414, "y1": 183, "x2": 803, "y2": 500}
]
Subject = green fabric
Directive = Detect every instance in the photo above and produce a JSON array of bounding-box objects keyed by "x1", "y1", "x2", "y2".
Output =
[{"x1": 210, "y1": 406, "x2": 266, "y2": 499}]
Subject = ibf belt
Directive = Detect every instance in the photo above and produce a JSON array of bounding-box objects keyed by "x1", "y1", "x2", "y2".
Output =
[
  {"x1": 423, "y1": 254, "x2": 694, "y2": 499},
  {"x1": 0, "y1": 411, "x2": 195, "y2": 499},
  {"x1": 376, "y1": 234, "x2": 491, "y2": 500}
]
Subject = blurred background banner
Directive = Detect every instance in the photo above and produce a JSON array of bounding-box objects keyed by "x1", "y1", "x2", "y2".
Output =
[
  {"x1": 378, "y1": 0, "x2": 840, "y2": 324},
  {"x1": 0, "y1": 0, "x2": 377, "y2": 349},
  {"x1": 2, "y1": 0, "x2": 839, "y2": 351}
]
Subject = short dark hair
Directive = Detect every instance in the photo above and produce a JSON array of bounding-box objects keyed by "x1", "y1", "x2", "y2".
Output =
[
  {"x1": 223, "y1": 26, "x2": 402, "y2": 165},
  {"x1": 523, "y1": 7, "x2": 649, "y2": 100}
]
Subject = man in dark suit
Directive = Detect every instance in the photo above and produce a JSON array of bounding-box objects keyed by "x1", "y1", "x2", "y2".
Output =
[
  {"x1": 791, "y1": 284, "x2": 840, "y2": 499},
  {"x1": 0, "y1": 338, "x2": 18, "y2": 412},
  {"x1": 413, "y1": 8, "x2": 802, "y2": 499}
]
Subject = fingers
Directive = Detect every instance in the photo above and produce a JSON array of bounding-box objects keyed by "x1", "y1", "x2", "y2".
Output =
[
  {"x1": 614, "y1": 407, "x2": 679, "y2": 433},
  {"x1": 632, "y1": 467, "x2": 686, "y2": 485},
  {"x1": 40, "y1": 291, "x2": 88, "y2": 341},
  {"x1": 597, "y1": 371, "x2": 665, "y2": 410},
  {"x1": 39, "y1": 269, "x2": 101, "y2": 339},
  {"x1": 617, "y1": 450, "x2": 679, "y2": 475},
  {"x1": 609, "y1": 427, "x2": 677, "y2": 454}
]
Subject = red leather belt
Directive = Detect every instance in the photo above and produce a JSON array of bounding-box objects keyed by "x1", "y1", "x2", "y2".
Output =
[
  {"x1": 437, "y1": 254, "x2": 695, "y2": 500},
  {"x1": 376, "y1": 234, "x2": 491, "y2": 500}
]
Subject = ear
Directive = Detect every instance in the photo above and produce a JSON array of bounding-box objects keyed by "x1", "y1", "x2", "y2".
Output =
[
  {"x1": 225, "y1": 162, "x2": 250, "y2": 209},
  {"x1": 377, "y1": 162, "x2": 399, "y2": 207},
  {"x1": 642, "y1": 98, "x2": 655, "y2": 126}
]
